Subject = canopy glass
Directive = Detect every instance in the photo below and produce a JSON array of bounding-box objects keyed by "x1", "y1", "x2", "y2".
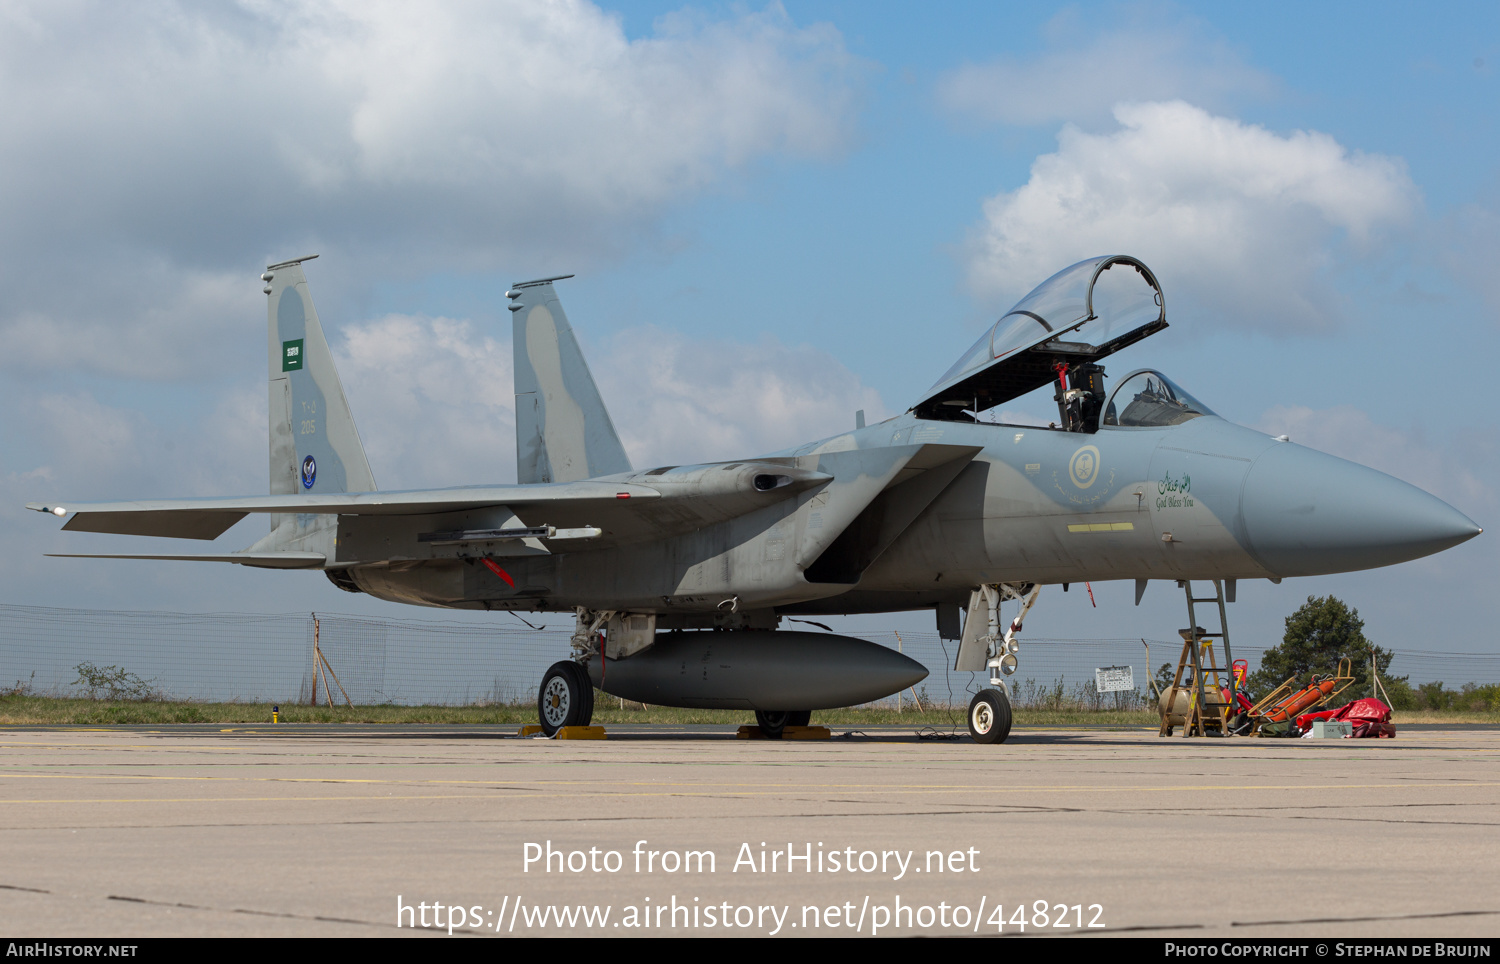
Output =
[{"x1": 917, "y1": 255, "x2": 1166, "y2": 418}]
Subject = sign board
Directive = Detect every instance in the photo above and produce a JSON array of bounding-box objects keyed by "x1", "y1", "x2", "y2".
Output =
[{"x1": 1095, "y1": 665, "x2": 1134, "y2": 694}]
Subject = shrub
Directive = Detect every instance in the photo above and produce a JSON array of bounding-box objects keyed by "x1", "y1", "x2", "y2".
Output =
[{"x1": 71, "y1": 662, "x2": 162, "y2": 701}]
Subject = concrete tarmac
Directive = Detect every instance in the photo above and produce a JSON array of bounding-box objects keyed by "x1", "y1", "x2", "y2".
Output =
[{"x1": 1, "y1": 723, "x2": 1497, "y2": 939}]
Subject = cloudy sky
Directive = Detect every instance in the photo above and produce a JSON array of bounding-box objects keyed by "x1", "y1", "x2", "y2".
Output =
[{"x1": 3, "y1": 0, "x2": 1496, "y2": 670}]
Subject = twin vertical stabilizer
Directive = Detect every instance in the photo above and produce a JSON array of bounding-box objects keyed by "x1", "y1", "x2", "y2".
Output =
[
  {"x1": 251, "y1": 264, "x2": 623, "y2": 563},
  {"x1": 256, "y1": 256, "x2": 376, "y2": 554},
  {"x1": 509, "y1": 278, "x2": 631, "y2": 484}
]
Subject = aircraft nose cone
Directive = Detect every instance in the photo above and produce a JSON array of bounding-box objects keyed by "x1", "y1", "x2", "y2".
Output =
[{"x1": 1241, "y1": 442, "x2": 1481, "y2": 578}]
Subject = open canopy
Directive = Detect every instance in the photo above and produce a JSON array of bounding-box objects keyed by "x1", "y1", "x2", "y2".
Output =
[{"x1": 914, "y1": 255, "x2": 1167, "y2": 419}]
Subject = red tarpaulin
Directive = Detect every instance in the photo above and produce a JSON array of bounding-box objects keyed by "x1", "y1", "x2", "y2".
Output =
[{"x1": 1296, "y1": 697, "x2": 1396, "y2": 738}]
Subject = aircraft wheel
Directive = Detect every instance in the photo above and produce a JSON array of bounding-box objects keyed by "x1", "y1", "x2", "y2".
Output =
[
  {"x1": 968, "y1": 688, "x2": 1013, "y2": 745},
  {"x1": 755, "y1": 710, "x2": 791, "y2": 739},
  {"x1": 786, "y1": 710, "x2": 811, "y2": 728},
  {"x1": 538, "y1": 661, "x2": 591, "y2": 736},
  {"x1": 574, "y1": 662, "x2": 595, "y2": 726}
]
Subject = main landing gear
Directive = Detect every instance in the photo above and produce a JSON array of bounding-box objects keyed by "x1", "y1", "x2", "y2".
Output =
[
  {"x1": 538, "y1": 660, "x2": 594, "y2": 737},
  {"x1": 754, "y1": 710, "x2": 811, "y2": 739},
  {"x1": 535, "y1": 607, "x2": 614, "y2": 736}
]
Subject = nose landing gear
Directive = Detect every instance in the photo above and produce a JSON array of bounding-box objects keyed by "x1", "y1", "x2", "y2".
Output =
[
  {"x1": 954, "y1": 583, "x2": 1039, "y2": 745},
  {"x1": 967, "y1": 688, "x2": 1013, "y2": 744}
]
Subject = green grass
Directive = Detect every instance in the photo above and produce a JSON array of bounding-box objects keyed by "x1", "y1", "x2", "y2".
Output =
[
  {"x1": 2, "y1": 693, "x2": 1491, "y2": 728},
  {"x1": 1388, "y1": 708, "x2": 1500, "y2": 725},
  {"x1": 0, "y1": 692, "x2": 1160, "y2": 728}
]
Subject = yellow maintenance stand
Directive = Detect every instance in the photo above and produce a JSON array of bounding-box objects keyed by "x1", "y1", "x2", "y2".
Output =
[{"x1": 1157, "y1": 580, "x2": 1238, "y2": 737}]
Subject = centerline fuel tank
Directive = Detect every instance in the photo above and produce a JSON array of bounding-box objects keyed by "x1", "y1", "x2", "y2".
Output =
[{"x1": 585, "y1": 630, "x2": 928, "y2": 711}]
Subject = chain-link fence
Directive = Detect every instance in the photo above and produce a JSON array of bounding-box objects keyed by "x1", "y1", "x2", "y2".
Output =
[
  {"x1": 0, "y1": 604, "x2": 562, "y2": 705},
  {"x1": 1, "y1": 602, "x2": 1494, "y2": 707}
]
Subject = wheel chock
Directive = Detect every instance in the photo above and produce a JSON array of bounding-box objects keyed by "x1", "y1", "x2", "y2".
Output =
[
  {"x1": 517, "y1": 724, "x2": 545, "y2": 737},
  {"x1": 736, "y1": 725, "x2": 831, "y2": 740},
  {"x1": 553, "y1": 726, "x2": 607, "y2": 740}
]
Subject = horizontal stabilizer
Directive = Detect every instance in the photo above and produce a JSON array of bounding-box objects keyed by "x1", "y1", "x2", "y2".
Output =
[
  {"x1": 41, "y1": 507, "x2": 248, "y2": 541},
  {"x1": 46, "y1": 552, "x2": 326, "y2": 569}
]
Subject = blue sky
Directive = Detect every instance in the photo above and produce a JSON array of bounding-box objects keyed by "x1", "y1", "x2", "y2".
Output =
[{"x1": 1, "y1": 1, "x2": 1495, "y2": 673}]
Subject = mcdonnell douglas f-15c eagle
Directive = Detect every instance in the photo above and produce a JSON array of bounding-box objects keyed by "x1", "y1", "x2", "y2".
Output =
[{"x1": 30, "y1": 255, "x2": 1481, "y2": 742}]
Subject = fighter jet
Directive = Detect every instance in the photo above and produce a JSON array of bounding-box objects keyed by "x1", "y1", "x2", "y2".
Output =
[{"x1": 29, "y1": 255, "x2": 1481, "y2": 743}]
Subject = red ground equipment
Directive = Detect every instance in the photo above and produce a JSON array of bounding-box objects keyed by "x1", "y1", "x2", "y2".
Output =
[
  {"x1": 1296, "y1": 697, "x2": 1396, "y2": 738},
  {"x1": 1246, "y1": 658, "x2": 1356, "y2": 734},
  {"x1": 1221, "y1": 660, "x2": 1253, "y2": 715}
]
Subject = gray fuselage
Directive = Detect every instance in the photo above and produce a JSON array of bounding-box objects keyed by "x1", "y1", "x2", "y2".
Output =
[{"x1": 341, "y1": 405, "x2": 1476, "y2": 618}]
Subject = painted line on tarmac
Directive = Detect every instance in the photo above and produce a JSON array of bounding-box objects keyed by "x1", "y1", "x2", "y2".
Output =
[
  {"x1": 1231, "y1": 908, "x2": 1500, "y2": 928},
  {"x1": 5, "y1": 780, "x2": 1500, "y2": 805},
  {"x1": 6, "y1": 770, "x2": 1500, "y2": 793},
  {"x1": 105, "y1": 893, "x2": 405, "y2": 932}
]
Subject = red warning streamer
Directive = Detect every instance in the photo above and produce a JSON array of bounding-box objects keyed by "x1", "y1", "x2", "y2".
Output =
[{"x1": 481, "y1": 557, "x2": 515, "y2": 587}]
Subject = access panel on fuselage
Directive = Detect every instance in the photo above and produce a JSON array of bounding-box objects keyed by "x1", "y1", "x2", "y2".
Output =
[{"x1": 1143, "y1": 418, "x2": 1277, "y2": 577}]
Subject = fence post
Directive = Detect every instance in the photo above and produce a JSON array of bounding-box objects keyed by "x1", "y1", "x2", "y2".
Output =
[{"x1": 310, "y1": 613, "x2": 319, "y2": 707}]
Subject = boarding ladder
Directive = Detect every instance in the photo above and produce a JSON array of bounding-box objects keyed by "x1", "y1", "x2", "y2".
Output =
[{"x1": 1158, "y1": 580, "x2": 1240, "y2": 738}]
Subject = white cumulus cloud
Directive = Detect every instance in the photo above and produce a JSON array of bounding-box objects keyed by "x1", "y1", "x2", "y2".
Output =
[
  {"x1": 0, "y1": 0, "x2": 863, "y2": 376},
  {"x1": 967, "y1": 101, "x2": 1419, "y2": 333},
  {"x1": 596, "y1": 327, "x2": 887, "y2": 466},
  {"x1": 335, "y1": 314, "x2": 517, "y2": 489},
  {"x1": 1256, "y1": 404, "x2": 1491, "y2": 516},
  {"x1": 938, "y1": 15, "x2": 1272, "y2": 128},
  {"x1": 8, "y1": 383, "x2": 264, "y2": 505},
  {"x1": 328, "y1": 314, "x2": 887, "y2": 487}
]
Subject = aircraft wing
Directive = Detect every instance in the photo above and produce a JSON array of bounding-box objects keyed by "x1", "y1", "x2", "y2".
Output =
[
  {"x1": 28, "y1": 463, "x2": 832, "y2": 546},
  {"x1": 28, "y1": 481, "x2": 663, "y2": 540},
  {"x1": 45, "y1": 551, "x2": 328, "y2": 569}
]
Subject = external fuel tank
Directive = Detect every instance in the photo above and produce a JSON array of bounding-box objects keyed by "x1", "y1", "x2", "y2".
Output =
[{"x1": 586, "y1": 630, "x2": 928, "y2": 711}]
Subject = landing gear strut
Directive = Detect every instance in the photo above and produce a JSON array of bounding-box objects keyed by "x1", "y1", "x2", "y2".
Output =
[
  {"x1": 538, "y1": 661, "x2": 594, "y2": 736},
  {"x1": 952, "y1": 582, "x2": 1041, "y2": 744}
]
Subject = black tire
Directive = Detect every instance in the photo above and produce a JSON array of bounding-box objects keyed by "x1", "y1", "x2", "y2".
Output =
[
  {"x1": 571, "y1": 661, "x2": 595, "y2": 726},
  {"x1": 968, "y1": 688, "x2": 1013, "y2": 745},
  {"x1": 786, "y1": 710, "x2": 811, "y2": 728},
  {"x1": 538, "y1": 661, "x2": 589, "y2": 736},
  {"x1": 755, "y1": 710, "x2": 790, "y2": 739}
]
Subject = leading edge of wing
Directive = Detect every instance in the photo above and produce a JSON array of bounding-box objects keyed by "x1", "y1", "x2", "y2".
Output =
[
  {"x1": 46, "y1": 551, "x2": 327, "y2": 569},
  {"x1": 29, "y1": 481, "x2": 663, "y2": 541}
]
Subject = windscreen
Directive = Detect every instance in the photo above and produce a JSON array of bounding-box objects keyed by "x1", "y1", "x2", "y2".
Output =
[{"x1": 1103, "y1": 371, "x2": 1215, "y2": 428}]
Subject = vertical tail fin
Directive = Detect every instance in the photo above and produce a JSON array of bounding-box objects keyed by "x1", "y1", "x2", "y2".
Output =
[
  {"x1": 259, "y1": 256, "x2": 375, "y2": 550},
  {"x1": 509, "y1": 276, "x2": 631, "y2": 483}
]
